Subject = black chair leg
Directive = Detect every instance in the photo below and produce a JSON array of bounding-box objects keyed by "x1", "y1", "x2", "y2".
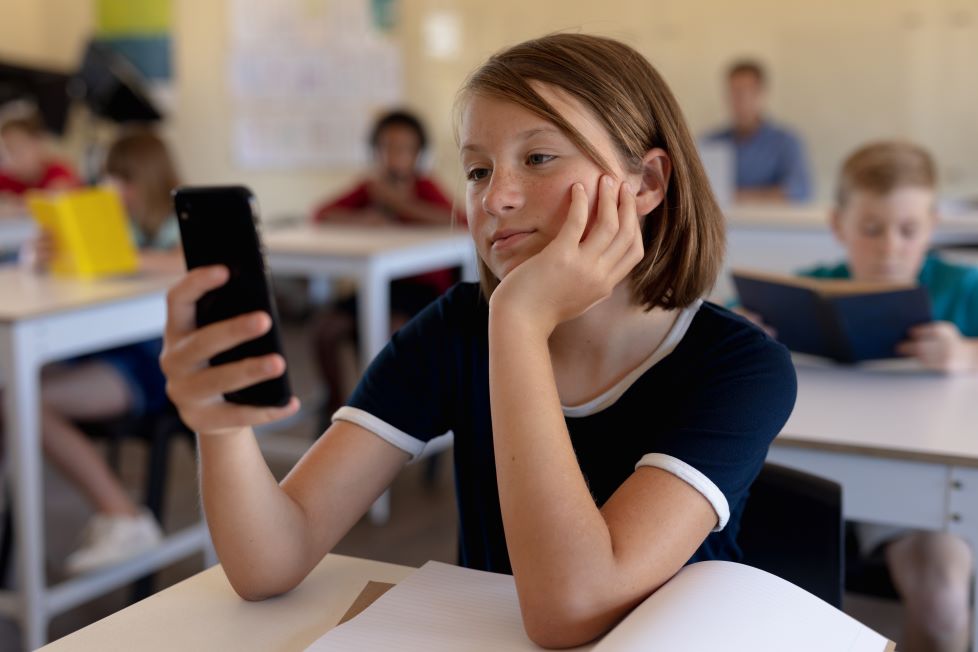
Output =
[{"x1": 129, "y1": 425, "x2": 173, "y2": 603}]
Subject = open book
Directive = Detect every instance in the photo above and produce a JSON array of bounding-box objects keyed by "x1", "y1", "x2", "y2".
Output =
[
  {"x1": 26, "y1": 188, "x2": 139, "y2": 279},
  {"x1": 733, "y1": 268, "x2": 932, "y2": 363},
  {"x1": 307, "y1": 560, "x2": 893, "y2": 652}
]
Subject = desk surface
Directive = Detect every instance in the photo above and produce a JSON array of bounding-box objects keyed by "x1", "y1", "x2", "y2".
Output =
[
  {"x1": 779, "y1": 359, "x2": 978, "y2": 466},
  {"x1": 39, "y1": 555, "x2": 414, "y2": 652},
  {"x1": 263, "y1": 224, "x2": 471, "y2": 257},
  {"x1": 0, "y1": 267, "x2": 178, "y2": 322},
  {"x1": 726, "y1": 203, "x2": 978, "y2": 236}
]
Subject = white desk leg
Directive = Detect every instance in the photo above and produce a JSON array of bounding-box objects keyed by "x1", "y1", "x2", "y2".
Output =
[
  {"x1": 948, "y1": 466, "x2": 978, "y2": 652},
  {"x1": 359, "y1": 263, "x2": 392, "y2": 526},
  {"x1": 0, "y1": 323, "x2": 48, "y2": 650}
]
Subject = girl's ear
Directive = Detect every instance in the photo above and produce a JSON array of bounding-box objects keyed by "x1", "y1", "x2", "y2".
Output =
[{"x1": 635, "y1": 148, "x2": 671, "y2": 215}]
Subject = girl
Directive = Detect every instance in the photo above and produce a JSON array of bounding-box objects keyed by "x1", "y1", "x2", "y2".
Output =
[
  {"x1": 161, "y1": 34, "x2": 796, "y2": 647},
  {"x1": 28, "y1": 128, "x2": 184, "y2": 575}
]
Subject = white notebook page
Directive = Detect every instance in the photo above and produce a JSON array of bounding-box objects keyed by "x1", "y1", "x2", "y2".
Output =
[
  {"x1": 306, "y1": 561, "x2": 594, "y2": 651},
  {"x1": 595, "y1": 561, "x2": 890, "y2": 652}
]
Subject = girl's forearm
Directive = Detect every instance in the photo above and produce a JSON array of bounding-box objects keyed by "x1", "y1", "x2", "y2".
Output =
[
  {"x1": 198, "y1": 428, "x2": 315, "y2": 599},
  {"x1": 488, "y1": 307, "x2": 628, "y2": 640}
]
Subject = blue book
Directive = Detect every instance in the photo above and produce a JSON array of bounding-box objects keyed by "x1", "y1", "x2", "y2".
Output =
[{"x1": 733, "y1": 269, "x2": 933, "y2": 363}]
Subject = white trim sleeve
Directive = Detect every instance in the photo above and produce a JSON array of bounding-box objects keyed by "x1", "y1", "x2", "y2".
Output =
[
  {"x1": 332, "y1": 406, "x2": 427, "y2": 462},
  {"x1": 635, "y1": 453, "x2": 731, "y2": 532}
]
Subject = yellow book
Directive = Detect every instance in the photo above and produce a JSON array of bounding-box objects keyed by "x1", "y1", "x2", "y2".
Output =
[{"x1": 26, "y1": 188, "x2": 139, "y2": 279}]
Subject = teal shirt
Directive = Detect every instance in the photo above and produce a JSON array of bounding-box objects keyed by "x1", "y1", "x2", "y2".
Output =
[{"x1": 799, "y1": 255, "x2": 978, "y2": 337}]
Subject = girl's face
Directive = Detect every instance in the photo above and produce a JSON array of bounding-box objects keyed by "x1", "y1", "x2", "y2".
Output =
[{"x1": 459, "y1": 84, "x2": 645, "y2": 280}]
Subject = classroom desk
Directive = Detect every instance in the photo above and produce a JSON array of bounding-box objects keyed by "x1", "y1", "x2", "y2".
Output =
[
  {"x1": 37, "y1": 553, "x2": 415, "y2": 651},
  {"x1": 718, "y1": 203, "x2": 978, "y2": 302},
  {"x1": 0, "y1": 267, "x2": 212, "y2": 651},
  {"x1": 767, "y1": 359, "x2": 978, "y2": 651},
  {"x1": 263, "y1": 223, "x2": 478, "y2": 370},
  {"x1": 263, "y1": 225, "x2": 477, "y2": 524}
]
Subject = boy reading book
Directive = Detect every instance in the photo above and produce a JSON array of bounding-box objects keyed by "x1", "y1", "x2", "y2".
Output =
[{"x1": 740, "y1": 141, "x2": 977, "y2": 652}]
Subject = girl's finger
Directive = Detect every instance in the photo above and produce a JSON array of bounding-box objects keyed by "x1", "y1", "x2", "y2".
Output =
[
  {"x1": 168, "y1": 353, "x2": 287, "y2": 405},
  {"x1": 581, "y1": 175, "x2": 620, "y2": 254},
  {"x1": 165, "y1": 266, "x2": 230, "y2": 340},
  {"x1": 163, "y1": 311, "x2": 272, "y2": 376},
  {"x1": 556, "y1": 182, "x2": 589, "y2": 246},
  {"x1": 184, "y1": 397, "x2": 300, "y2": 434}
]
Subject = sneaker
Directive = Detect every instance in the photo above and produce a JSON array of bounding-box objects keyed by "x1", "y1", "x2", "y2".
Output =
[{"x1": 64, "y1": 509, "x2": 163, "y2": 575}]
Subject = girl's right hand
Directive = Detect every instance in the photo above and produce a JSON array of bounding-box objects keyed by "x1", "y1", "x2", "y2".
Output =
[{"x1": 160, "y1": 266, "x2": 300, "y2": 436}]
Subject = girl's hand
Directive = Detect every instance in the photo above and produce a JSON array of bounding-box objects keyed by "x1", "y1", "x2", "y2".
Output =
[
  {"x1": 896, "y1": 321, "x2": 978, "y2": 374},
  {"x1": 489, "y1": 175, "x2": 644, "y2": 335},
  {"x1": 160, "y1": 266, "x2": 300, "y2": 435}
]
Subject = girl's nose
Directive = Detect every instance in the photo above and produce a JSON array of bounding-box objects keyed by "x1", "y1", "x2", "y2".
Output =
[{"x1": 482, "y1": 168, "x2": 524, "y2": 217}]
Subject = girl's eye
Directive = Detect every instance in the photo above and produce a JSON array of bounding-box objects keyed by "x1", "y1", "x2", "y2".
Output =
[
  {"x1": 527, "y1": 153, "x2": 555, "y2": 166},
  {"x1": 467, "y1": 167, "x2": 490, "y2": 182}
]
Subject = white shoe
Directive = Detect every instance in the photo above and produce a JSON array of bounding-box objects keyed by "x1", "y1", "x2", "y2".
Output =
[{"x1": 65, "y1": 509, "x2": 163, "y2": 575}]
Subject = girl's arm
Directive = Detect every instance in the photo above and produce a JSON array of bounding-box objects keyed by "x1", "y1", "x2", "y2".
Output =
[
  {"x1": 487, "y1": 179, "x2": 717, "y2": 648},
  {"x1": 163, "y1": 268, "x2": 409, "y2": 599}
]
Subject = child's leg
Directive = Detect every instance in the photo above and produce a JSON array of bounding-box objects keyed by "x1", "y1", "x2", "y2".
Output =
[
  {"x1": 40, "y1": 362, "x2": 138, "y2": 516},
  {"x1": 885, "y1": 531, "x2": 973, "y2": 652},
  {"x1": 312, "y1": 308, "x2": 357, "y2": 416}
]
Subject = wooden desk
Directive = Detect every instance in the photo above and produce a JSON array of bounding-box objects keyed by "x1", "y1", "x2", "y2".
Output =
[
  {"x1": 0, "y1": 267, "x2": 212, "y2": 651},
  {"x1": 767, "y1": 359, "x2": 978, "y2": 650},
  {"x1": 38, "y1": 554, "x2": 414, "y2": 652}
]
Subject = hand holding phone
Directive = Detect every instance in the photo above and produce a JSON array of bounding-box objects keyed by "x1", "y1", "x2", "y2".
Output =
[{"x1": 172, "y1": 185, "x2": 293, "y2": 407}]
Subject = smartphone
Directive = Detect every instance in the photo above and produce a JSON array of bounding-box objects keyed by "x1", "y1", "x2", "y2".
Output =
[{"x1": 173, "y1": 185, "x2": 292, "y2": 407}]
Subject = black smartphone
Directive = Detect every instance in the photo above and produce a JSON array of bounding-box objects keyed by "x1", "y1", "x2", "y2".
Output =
[{"x1": 173, "y1": 185, "x2": 292, "y2": 407}]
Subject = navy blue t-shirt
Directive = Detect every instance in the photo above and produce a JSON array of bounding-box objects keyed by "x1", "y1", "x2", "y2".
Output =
[{"x1": 336, "y1": 283, "x2": 796, "y2": 574}]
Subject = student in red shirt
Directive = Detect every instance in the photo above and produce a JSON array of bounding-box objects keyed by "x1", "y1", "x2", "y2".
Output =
[
  {"x1": 0, "y1": 110, "x2": 80, "y2": 207},
  {"x1": 311, "y1": 110, "x2": 460, "y2": 418}
]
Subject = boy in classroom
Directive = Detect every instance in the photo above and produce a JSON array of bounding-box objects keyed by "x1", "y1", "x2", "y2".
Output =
[
  {"x1": 0, "y1": 106, "x2": 79, "y2": 212},
  {"x1": 743, "y1": 141, "x2": 976, "y2": 652},
  {"x1": 20, "y1": 128, "x2": 185, "y2": 575},
  {"x1": 159, "y1": 33, "x2": 796, "y2": 648},
  {"x1": 311, "y1": 109, "x2": 459, "y2": 417}
]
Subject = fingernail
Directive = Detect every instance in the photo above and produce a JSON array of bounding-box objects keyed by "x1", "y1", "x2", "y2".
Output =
[
  {"x1": 622, "y1": 182, "x2": 632, "y2": 194},
  {"x1": 603, "y1": 176, "x2": 614, "y2": 187},
  {"x1": 573, "y1": 182, "x2": 584, "y2": 192}
]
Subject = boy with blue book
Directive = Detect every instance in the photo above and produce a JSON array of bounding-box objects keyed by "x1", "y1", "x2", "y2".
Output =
[{"x1": 744, "y1": 141, "x2": 977, "y2": 652}]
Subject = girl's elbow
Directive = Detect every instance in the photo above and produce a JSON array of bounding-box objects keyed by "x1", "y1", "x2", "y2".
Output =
[
  {"x1": 520, "y1": 597, "x2": 611, "y2": 649},
  {"x1": 224, "y1": 564, "x2": 304, "y2": 602}
]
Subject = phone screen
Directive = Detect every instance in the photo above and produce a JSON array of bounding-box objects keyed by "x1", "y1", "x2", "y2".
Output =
[{"x1": 173, "y1": 186, "x2": 292, "y2": 407}]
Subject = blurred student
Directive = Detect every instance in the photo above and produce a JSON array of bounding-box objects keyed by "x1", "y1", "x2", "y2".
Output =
[
  {"x1": 742, "y1": 141, "x2": 975, "y2": 652},
  {"x1": 22, "y1": 128, "x2": 184, "y2": 575},
  {"x1": 704, "y1": 60, "x2": 811, "y2": 202},
  {"x1": 311, "y1": 109, "x2": 458, "y2": 416},
  {"x1": 0, "y1": 108, "x2": 79, "y2": 209}
]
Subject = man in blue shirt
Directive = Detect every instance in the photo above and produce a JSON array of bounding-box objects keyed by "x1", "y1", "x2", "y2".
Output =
[{"x1": 705, "y1": 60, "x2": 812, "y2": 202}]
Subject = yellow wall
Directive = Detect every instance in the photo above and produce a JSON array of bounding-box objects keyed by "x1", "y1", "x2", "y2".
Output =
[{"x1": 2, "y1": 0, "x2": 976, "y2": 218}]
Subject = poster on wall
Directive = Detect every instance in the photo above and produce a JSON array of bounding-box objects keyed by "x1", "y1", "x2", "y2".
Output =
[{"x1": 229, "y1": 0, "x2": 403, "y2": 169}]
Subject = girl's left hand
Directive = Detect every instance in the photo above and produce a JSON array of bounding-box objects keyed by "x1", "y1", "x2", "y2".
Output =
[
  {"x1": 489, "y1": 175, "x2": 644, "y2": 335},
  {"x1": 896, "y1": 321, "x2": 978, "y2": 374}
]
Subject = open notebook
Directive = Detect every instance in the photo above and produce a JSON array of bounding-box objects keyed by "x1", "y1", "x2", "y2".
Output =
[{"x1": 308, "y1": 560, "x2": 894, "y2": 652}]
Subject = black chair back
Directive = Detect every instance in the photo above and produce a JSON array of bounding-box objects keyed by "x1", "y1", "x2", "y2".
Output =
[{"x1": 738, "y1": 462, "x2": 844, "y2": 608}]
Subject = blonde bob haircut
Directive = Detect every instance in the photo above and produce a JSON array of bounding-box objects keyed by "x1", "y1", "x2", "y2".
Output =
[{"x1": 457, "y1": 33, "x2": 725, "y2": 310}]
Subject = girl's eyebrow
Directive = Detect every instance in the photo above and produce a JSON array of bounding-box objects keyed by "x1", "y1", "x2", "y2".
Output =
[{"x1": 460, "y1": 126, "x2": 563, "y2": 153}]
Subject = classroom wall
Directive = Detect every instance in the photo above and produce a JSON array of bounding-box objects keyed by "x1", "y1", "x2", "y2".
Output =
[{"x1": 2, "y1": 0, "x2": 976, "y2": 218}]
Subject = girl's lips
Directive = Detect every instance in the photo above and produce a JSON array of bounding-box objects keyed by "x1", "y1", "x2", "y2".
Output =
[{"x1": 491, "y1": 231, "x2": 534, "y2": 250}]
